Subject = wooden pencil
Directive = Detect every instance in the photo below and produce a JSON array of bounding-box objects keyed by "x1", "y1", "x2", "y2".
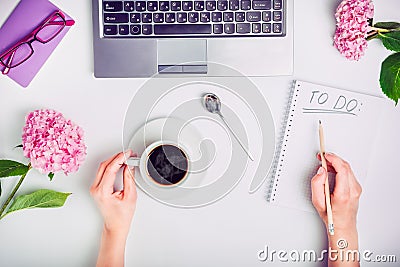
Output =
[{"x1": 319, "y1": 120, "x2": 334, "y2": 236}]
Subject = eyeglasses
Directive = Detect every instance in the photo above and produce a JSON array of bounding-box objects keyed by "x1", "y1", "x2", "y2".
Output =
[{"x1": 0, "y1": 10, "x2": 75, "y2": 75}]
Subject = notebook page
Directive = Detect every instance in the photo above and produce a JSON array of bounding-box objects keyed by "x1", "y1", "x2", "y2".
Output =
[{"x1": 269, "y1": 80, "x2": 384, "y2": 212}]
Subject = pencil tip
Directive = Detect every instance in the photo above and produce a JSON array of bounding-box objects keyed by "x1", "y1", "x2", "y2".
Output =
[{"x1": 319, "y1": 120, "x2": 321, "y2": 124}]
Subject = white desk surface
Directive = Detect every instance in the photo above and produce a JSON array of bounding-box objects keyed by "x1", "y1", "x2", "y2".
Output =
[{"x1": 0, "y1": 0, "x2": 399, "y2": 266}]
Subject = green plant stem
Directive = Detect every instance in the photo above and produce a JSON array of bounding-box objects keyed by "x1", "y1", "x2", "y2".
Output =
[
  {"x1": 369, "y1": 26, "x2": 391, "y2": 33},
  {"x1": 0, "y1": 163, "x2": 31, "y2": 219}
]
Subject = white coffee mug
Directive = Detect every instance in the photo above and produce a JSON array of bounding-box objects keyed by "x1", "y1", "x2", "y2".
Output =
[{"x1": 126, "y1": 140, "x2": 190, "y2": 187}]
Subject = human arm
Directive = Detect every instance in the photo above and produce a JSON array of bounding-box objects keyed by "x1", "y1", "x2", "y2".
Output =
[
  {"x1": 90, "y1": 151, "x2": 137, "y2": 267},
  {"x1": 311, "y1": 152, "x2": 362, "y2": 267}
]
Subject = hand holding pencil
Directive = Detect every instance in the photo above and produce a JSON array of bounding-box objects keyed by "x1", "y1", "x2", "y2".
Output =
[
  {"x1": 318, "y1": 120, "x2": 334, "y2": 236},
  {"x1": 312, "y1": 122, "x2": 362, "y2": 233},
  {"x1": 311, "y1": 141, "x2": 362, "y2": 266}
]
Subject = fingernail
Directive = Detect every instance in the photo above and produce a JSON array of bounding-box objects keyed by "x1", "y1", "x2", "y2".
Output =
[
  {"x1": 325, "y1": 152, "x2": 333, "y2": 156},
  {"x1": 317, "y1": 166, "x2": 324, "y2": 175}
]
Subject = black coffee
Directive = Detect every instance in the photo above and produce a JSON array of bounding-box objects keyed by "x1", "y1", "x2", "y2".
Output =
[{"x1": 147, "y1": 144, "x2": 188, "y2": 185}]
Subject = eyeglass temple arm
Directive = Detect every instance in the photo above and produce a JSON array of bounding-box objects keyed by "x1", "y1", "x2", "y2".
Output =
[
  {"x1": 1, "y1": 49, "x2": 15, "y2": 75},
  {"x1": 48, "y1": 20, "x2": 75, "y2": 27},
  {"x1": 66, "y1": 20, "x2": 75, "y2": 26}
]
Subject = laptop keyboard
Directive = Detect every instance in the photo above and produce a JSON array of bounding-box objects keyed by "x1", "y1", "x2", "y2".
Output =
[{"x1": 102, "y1": 0, "x2": 285, "y2": 37}]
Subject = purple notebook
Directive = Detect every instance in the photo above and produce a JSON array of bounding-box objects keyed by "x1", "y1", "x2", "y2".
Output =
[{"x1": 0, "y1": 0, "x2": 73, "y2": 87}]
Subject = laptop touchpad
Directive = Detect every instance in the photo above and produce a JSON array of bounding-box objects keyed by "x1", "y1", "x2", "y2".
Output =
[{"x1": 157, "y1": 39, "x2": 207, "y2": 74}]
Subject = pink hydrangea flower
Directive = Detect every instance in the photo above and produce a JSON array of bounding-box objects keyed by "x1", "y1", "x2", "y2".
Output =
[
  {"x1": 22, "y1": 109, "x2": 87, "y2": 175},
  {"x1": 334, "y1": 0, "x2": 374, "y2": 60}
]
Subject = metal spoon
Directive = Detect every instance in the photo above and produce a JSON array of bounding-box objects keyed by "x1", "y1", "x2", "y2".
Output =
[{"x1": 203, "y1": 93, "x2": 254, "y2": 161}]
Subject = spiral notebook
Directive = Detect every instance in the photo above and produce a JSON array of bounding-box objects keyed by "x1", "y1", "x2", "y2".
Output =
[{"x1": 266, "y1": 80, "x2": 385, "y2": 212}]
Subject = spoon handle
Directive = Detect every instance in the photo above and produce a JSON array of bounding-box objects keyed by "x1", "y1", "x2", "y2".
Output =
[{"x1": 218, "y1": 113, "x2": 254, "y2": 161}]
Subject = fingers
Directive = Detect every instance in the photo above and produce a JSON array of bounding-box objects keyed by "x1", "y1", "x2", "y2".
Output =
[
  {"x1": 101, "y1": 150, "x2": 133, "y2": 188},
  {"x1": 311, "y1": 166, "x2": 327, "y2": 214},
  {"x1": 316, "y1": 153, "x2": 336, "y2": 173},
  {"x1": 91, "y1": 152, "x2": 121, "y2": 190},
  {"x1": 93, "y1": 150, "x2": 133, "y2": 190},
  {"x1": 323, "y1": 153, "x2": 353, "y2": 203},
  {"x1": 123, "y1": 164, "x2": 137, "y2": 201}
]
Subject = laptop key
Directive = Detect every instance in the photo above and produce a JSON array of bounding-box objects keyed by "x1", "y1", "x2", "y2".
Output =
[
  {"x1": 154, "y1": 24, "x2": 212, "y2": 34},
  {"x1": 130, "y1": 24, "x2": 141, "y2": 35},
  {"x1": 217, "y1": 1, "x2": 228, "y2": 11},
  {"x1": 104, "y1": 1, "x2": 123, "y2": 12},
  {"x1": 183, "y1": 1, "x2": 193, "y2": 11},
  {"x1": 142, "y1": 13, "x2": 152, "y2": 23},
  {"x1": 119, "y1": 24, "x2": 129, "y2": 35},
  {"x1": 153, "y1": 13, "x2": 165, "y2": 23},
  {"x1": 235, "y1": 12, "x2": 245, "y2": 22},
  {"x1": 273, "y1": 0, "x2": 282, "y2": 9},
  {"x1": 236, "y1": 23, "x2": 251, "y2": 33},
  {"x1": 246, "y1": 11, "x2": 261, "y2": 22},
  {"x1": 273, "y1": 11, "x2": 282, "y2": 21},
  {"x1": 189, "y1": 12, "x2": 199, "y2": 22},
  {"x1": 147, "y1": 1, "x2": 158, "y2": 11},
  {"x1": 177, "y1": 12, "x2": 188, "y2": 22},
  {"x1": 262, "y1": 11, "x2": 271, "y2": 21},
  {"x1": 104, "y1": 13, "x2": 129, "y2": 23},
  {"x1": 159, "y1": 1, "x2": 170, "y2": 11},
  {"x1": 262, "y1": 23, "x2": 271, "y2": 33},
  {"x1": 201, "y1": 12, "x2": 211, "y2": 22},
  {"x1": 224, "y1": 23, "x2": 235, "y2": 34},
  {"x1": 213, "y1": 24, "x2": 223, "y2": 33},
  {"x1": 104, "y1": 25, "x2": 117, "y2": 35},
  {"x1": 229, "y1": 0, "x2": 239, "y2": 10},
  {"x1": 241, "y1": 1, "x2": 251, "y2": 10},
  {"x1": 223, "y1": 12, "x2": 234, "y2": 22},
  {"x1": 171, "y1": 1, "x2": 182, "y2": 11},
  {"x1": 135, "y1": 1, "x2": 146, "y2": 11},
  {"x1": 195, "y1": 1, "x2": 205, "y2": 11},
  {"x1": 142, "y1": 24, "x2": 153, "y2": 35},
  {"x1": 252, "y1": 23, "x2": 261, "y2": 33},
  {"x1": 212, "y1": 12, "x2": 222, "y2": 22},
  {"x1": 124, "y1": 1, "x2": 135, "y2": 12},
  {"x1": 206, "y1": 1, "x2": 216, "y2": 11},
  {"x1": 166, "y1": 13, "x2": 176, "y2": 22},
  {"x1": 130, "y1": 13, "x2": 141, "y2": 23},
  {"x1": 253, "y1": 0, "x2": 272, "y2": 10},
  {"x1": 273, "y1": 23, "x2": 282, "y2": 33}
]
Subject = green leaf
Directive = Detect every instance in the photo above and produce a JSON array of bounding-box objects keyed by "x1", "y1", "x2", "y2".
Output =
[
  {"x1": 4, "y1": 189, "x2": 71, "y2": 217},
  {"x1": 380, "y1": 53, "x2": 400, "y2": 104},
  {"x1": 378, "y1": 31, "x2": 400, "y2": 52},
  {"x1": 48, "y1": 172, "x2": 54, "y2": 181},
  {"x1": 0, "y1": 160, "x2": 29, "y2": 178},
  {"x1": 374, "y1": 22, "x2": 400, "y2": 30}
]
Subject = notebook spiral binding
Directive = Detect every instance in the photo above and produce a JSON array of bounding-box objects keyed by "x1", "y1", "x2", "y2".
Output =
[{"x1": 266, "y1": 80, "x2": 300, "y2": 202}]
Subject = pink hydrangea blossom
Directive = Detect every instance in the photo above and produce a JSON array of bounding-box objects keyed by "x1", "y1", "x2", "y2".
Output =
[
  {"x1": 22, "y1": 109, "x2": 86, "y2": 175},
  {"x1": 334, "y1": 0, "x2": 374, "y2": 60}
]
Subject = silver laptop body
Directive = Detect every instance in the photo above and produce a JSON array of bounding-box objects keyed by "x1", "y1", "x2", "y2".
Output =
[{"x1": 92, "y1": 0, "x2": 293, "y2": 77}]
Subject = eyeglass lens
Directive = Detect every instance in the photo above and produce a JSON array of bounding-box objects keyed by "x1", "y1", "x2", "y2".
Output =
[
  {"x1": 0, "y1": 43, "x2": 33, "y2": 68},
  {"x1": 36, "y1": 13, "x2": 66, "y2": 43},
  {"x1": 0, "y1": 12, "x2": 67, "y2": 70}
]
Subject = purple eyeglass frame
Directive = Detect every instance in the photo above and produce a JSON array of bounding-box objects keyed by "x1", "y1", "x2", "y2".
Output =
[{"x1": 0, "y1": 10, "x2": 75, "y2": 75}]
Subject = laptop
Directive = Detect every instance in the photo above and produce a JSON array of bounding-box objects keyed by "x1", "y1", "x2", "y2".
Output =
[{"x1": 92, "y1": 0, "x2": 293, "y2": 77}]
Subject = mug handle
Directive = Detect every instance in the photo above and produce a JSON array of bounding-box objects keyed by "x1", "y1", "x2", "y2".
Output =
[{"x1": 125, "y1": 157, "x2": 140, "y2": 167}]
